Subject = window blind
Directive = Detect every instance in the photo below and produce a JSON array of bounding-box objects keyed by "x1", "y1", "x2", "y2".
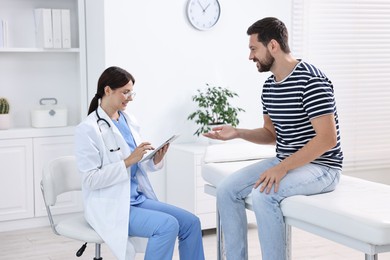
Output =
[{"x1": 291, "y1": 0, "x2": 390, "y2": 171}]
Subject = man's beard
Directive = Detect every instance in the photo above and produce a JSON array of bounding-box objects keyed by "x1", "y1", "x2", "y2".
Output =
[{"x1": 257, "y1": 51, "x2": 274, "y2": 72}]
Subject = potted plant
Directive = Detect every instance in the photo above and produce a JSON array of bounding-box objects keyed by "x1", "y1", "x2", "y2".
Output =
[
  {"x1": 187, "y1": 84, "x2": 245, "y2": 136},
  {"x1": 0, "y1": 97, "x2": 11, "y2": 130}
]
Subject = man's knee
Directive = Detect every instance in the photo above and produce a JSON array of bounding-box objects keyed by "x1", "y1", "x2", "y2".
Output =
[
  {"x1": 216, "y1": 177, "x2": 236, "y2": 201},
  {"x1": 251, "y1": 187, "x2": 275, "y2": 207}
]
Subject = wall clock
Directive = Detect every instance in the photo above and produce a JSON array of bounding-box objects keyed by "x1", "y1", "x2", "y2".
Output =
[{"x1": 186, "y1": 0, "x2": 221, "y2": 31}]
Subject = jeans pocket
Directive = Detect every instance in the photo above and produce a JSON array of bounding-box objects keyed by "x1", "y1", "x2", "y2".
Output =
[{"x1": 321, "y1": 167, "x2": 341, "y2": 193}]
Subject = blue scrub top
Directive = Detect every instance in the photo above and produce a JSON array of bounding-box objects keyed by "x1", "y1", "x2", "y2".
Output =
[{"x1": 113, "y1": 111, "x2": 146, "y2": 205}]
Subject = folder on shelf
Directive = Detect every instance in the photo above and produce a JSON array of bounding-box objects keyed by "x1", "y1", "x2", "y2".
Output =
[
  {"x1": 34, "y1": 8, "x2": 53, "y2": 48},
  {"x1": 51, "y1": 9, "x2": 62, "y2": 48},
  {"x1": 0, "y1": 20, "x2": 3, "y2": 48},
  {"x1": 0, "y1": 19, "x2": 8, "y2": 48},
  {"x1": 61, "y1": 9, "x2": 71, "y2": 48}
]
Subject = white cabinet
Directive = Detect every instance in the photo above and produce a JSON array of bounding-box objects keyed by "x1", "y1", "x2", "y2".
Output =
[
  {"x1": 0, "y1": 135, "x2": 82, "y2": 221},
  {"x1": 166, "y1": 143, "x2": 217, "y2": 230},
  {"x1": 0, "y1": 131, "x2": 80, "y2": 222},
  {"x1": 0, "y1": 139, "x2": 34, "y2": 221},
  {"x1": 0, "y1": 128, "x2": 80, "y2": 231}
]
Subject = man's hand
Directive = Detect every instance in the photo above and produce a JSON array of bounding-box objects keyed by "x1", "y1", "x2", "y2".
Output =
[
  {"x1": 203, "y1": 125, "x2": 238, "y2": 140},
  {"x1": 254, "y1": 165, "x2": 287, "y2": 194}
]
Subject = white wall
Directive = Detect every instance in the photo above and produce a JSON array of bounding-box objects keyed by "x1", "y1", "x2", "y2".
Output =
[{"x1": 86, "y1": 0, "x2": 292, "y2": 199}]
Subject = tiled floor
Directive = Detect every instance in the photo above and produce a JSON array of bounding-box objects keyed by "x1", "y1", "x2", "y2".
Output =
[{"x1": 1, "y1": 223, "x2": 390, "y2": 259}]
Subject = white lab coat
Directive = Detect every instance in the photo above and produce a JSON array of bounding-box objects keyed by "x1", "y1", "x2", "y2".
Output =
[{"x1": 74, "y1": 107, "x2": 161, "y2": 260}]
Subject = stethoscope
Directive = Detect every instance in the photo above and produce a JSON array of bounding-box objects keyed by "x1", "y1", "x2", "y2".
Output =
[{"x1": 96, "y1": 109, "x2": 121, "y2": 152}]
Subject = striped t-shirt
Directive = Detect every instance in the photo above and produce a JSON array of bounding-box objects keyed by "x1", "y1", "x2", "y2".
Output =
[{"x1": 262, "y1": 60, "x2": 343, "y2": 170}]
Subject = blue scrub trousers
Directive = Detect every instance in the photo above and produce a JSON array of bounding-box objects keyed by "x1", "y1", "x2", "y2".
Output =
[{"x1": 128, "y1": 199, "x2": 205, "y2": 260}]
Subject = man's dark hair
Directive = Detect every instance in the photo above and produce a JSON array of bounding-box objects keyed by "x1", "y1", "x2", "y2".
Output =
[{"x1": 247, "y1": 17, "x2": 290, "y2": 53}]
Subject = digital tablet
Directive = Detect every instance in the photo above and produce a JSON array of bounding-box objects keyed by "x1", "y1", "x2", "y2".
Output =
[{"x1": 140, "y1": 134, "x2": 180, "y2": 162}]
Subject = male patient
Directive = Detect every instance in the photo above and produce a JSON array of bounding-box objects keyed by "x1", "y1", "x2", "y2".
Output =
[{"x1": 204, "y1": 17, "x2": 343, "y2": 260}]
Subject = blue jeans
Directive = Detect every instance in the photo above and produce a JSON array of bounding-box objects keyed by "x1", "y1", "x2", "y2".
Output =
[
  {"x1": 128, "y1": 199, "x2": 205, "y2": 260},
  {"x1": 216, "y1": 157, "x2": 341, "y2": 260}
]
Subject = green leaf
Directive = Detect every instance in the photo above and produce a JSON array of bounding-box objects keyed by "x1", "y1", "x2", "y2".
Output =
[{"x1": 187, "y1": 84, "x2": 246, "y2": 136}]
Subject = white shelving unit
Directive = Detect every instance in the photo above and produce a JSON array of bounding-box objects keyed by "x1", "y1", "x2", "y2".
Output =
[
  {"x1": 0, "y1": 0, "x2": 87, "y2": 231},
  {"x1": 0, "y1": 0, "x2": 87, "y2": 129}
]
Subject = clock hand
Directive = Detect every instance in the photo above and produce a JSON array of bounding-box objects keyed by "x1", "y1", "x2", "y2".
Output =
[
  {"x1": 204, "y1": 3, "x2": 211, "y2": 12},
  {"x1": 197, "y1": 0, "x2": 205, "y2": 12}
]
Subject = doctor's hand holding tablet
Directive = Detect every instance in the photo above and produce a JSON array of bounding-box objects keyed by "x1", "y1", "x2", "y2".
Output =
[
  {"x1": 139, "y1": 134, "x2": 180, "y2": 163},
  {"x1": 123, "y1": 134, "x2": 180, "y2": 167},
  {"x1": 123, "y1": 141, "x2": 153, "y2": 167}
]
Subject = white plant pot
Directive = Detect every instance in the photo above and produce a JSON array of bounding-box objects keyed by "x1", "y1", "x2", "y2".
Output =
[{"x1": 0, "y1": 114, "x2": 12, "y2": 130}]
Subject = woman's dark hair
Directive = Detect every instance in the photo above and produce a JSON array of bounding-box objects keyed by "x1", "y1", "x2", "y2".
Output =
[
  {"x1": 87, "y1": 66, "x2": 135, "y2": 115},
  {"x1": 247, "y1": 17, "x2": 290, "y2": 53}
]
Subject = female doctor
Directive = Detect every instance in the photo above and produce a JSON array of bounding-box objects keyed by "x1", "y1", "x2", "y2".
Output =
[{"x1": 74, "y1": 66, "x2": 205, "y2": 260}]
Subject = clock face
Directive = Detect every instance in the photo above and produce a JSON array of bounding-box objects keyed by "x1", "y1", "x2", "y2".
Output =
[{"x1": 187, "y1": 0, "x2": 221, "y2": 31}]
